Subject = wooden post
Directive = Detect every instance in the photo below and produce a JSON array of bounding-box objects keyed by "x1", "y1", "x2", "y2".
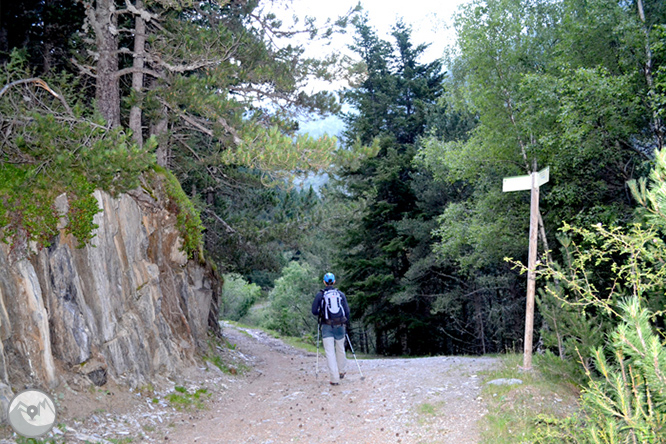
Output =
[
  {"x1": 502, "y1": 166, "x2": 548, "y2": 371},
  {"x1": 523, "y1": 172, "x2": 540, "y2": 370}
]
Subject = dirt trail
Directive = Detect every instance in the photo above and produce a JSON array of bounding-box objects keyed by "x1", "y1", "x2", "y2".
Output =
[{"x1": 167, "y1": 324, "x2": 499, "y2": 444}]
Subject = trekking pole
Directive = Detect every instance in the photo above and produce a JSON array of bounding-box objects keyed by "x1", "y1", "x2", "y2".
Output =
[
  {"x1": 345, "y1": 333, "x2": 365, "y2": 380},
  {"x1": 315, "y1": 313, "x2": 322, "y2": 379},
  {"x1": 315, "y1": 322, "x2": 320, "y2": 379}
]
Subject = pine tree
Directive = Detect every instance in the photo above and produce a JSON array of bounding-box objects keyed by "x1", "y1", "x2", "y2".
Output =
[{"x1": 334, "y1": 16, "x2": 446, "y2": 355}]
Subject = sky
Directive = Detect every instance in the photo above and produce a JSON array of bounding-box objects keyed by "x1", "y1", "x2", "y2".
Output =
[
  {"x1": 263, "y1": 0, "x2": 472, "y2": 137},
  {"x1": 284, "y1": 0, "x2": 469, "y2": 62}
]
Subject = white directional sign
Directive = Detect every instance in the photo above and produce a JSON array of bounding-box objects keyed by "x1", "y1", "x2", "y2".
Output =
[
  {"x1": 502, "y1": 167, "x2": 549, "y2": 192},
  {"x1": 537, "y1": 167, "x2": 549, "y2": 187}
]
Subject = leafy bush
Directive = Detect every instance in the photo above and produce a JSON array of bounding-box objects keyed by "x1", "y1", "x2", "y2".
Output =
[
  {"x1": 528, "y1": 148, "x2": 666, "y2": 441},
  {"x1": 220, "y1": 273, "x2": 262, "y2": 321},
  {"x1": 264, "y1": 261, "x2": 321, "y2": 337}
]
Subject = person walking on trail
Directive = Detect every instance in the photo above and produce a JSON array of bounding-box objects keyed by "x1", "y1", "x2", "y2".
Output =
[{"x1": 312, "y1": 272, "x2": 350, "y2": 386}]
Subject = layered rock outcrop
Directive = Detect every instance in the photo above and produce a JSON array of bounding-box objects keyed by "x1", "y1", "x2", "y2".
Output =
[{"x1": 0, "y1": 184, "x2": 219, "y2": 412}]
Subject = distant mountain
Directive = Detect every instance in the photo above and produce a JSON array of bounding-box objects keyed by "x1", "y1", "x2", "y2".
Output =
[{"x1": 298, "y1": 114, "x2": 345, "y2": 139}]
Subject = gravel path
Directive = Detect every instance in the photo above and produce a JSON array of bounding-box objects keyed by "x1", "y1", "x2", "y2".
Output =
[
  {"x1": 166, "y1": 324, "x2": 499, "y2": 444},
  {"x1": 0, "y1": 324, "x2": 499, "y2": 443}
]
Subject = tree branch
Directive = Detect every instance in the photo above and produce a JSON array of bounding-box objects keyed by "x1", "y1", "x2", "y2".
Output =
[
  {"x1": 160, "y1": 98, "x2": 215, "y2": 137},
  {"x1": 204, "y1": 208, "x2": 236, "y2": 234},
  {"x1": 0, "y1": 78, "x2": 73, "y2": 116},
  {"x1": 114, "y1": 66, "x2": 166, "y2": 80},
  {"x1": 158, "y1": 59, "x2": 225, "y2": 74},
  {"x1": 123, "y1": 0, "x2": 160, "y2": 22},
  {"x1": 71, "y1": 58, "x2": 98, "y2": 78}
]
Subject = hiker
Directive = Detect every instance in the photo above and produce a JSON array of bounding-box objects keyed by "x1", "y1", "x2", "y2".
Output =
[{"x1": 312, "y1": 272, "x2": 350, "y2": 385}]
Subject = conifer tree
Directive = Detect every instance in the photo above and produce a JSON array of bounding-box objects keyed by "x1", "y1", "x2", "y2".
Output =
[{"x1": 334, "y1": 16, "x2": 446, "y2": 355}]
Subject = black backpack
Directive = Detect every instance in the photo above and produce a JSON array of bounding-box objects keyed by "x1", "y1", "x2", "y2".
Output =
[{"x1": 321, "y1": 288, "x2": 346, "y2": 324}]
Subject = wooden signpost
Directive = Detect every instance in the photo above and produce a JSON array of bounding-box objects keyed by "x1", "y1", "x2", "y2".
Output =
[{"x1": 502, "y1": 166, "x2": 549, "y2": 370}]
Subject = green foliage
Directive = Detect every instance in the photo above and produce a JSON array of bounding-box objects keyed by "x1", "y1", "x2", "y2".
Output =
[
  {"x1": 534, "y1": 221, "x2": 666, "y2": 321},
  {"x1": 140, "y1": 0, "x2": 350, "y2": 194},
  {"x1": 265, "y1": 261, "x2": 321, "y2": 337},
  {"x1": 219, "y1": 129, "x2": 338, "y2": 185},
  {"x1": 331, "y1": 17, "x2": 456, "y2": 355},
  {"x1": 201, "y1": 167, "x2": 327, "y2": 285},
  {"x1": 414, "y1": 0, "x2": 664, "y2": 359},
  {"x1": 152, "y1": 166, "x2": 204, "y2": 260},
  {"x1": 526, "y1": 148, "x2": 666, "y2": 441},
  {"x1": 165, "y1": 386, "x2": 210, "y2": 411},
  {"x1": 630, "y1": 148, "x2": 666, "y2": 229},
  {"x1": 532, "y1": 299, "x2": 666, "y2": 443},
  {"x1": 0, "y1": 58, "x2": 155, "y2": 251},
  {"x1": 220, "y1": 273, "x2": 262, "y2": 321},
  {"x1": 202, "y1": 336, "x2": 248, "y2": 375},
  {"x1": 582, "y1": 299, "x2": 666, "y2": 443},
  {"x1": 65, "y1": 176, "x2": 101, "y2": 249}
]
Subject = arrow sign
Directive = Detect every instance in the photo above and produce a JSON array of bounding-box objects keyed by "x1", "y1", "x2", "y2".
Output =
[{"x1": 502, "y1": 167, "x2": 549, "y2": 192}]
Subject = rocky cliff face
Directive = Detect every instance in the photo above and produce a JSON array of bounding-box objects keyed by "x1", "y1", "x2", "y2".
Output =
[{"x1": 0, "y1": 185, "x2": 219, "y2": 412}]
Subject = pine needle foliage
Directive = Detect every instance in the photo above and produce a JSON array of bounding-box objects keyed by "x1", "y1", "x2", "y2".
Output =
[
  {"x1": 530, "y1": 149, "x2": 666, "y2": 442},
  {"x1": 0, "y1": 53, "x2": 155, "y2": 252}
]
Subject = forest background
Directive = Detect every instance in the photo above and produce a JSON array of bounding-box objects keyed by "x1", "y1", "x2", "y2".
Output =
[{"x1": 2, "y1": 0, "x2": 666, "y2": 441}]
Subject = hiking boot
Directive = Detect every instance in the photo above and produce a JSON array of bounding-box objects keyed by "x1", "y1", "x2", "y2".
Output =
[{"x1": 339, "y1": 372, "x2": 346, "y2": 379}]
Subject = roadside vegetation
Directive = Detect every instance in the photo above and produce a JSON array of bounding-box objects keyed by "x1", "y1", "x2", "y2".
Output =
[{"x1": 479, "y1": 354, "x2": 580, "y2": 443}]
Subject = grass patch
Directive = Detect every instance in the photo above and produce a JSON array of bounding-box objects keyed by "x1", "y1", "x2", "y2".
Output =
[
  {"x1": 478, "y1": 354, "x2": 580, "y2": 444},
  {"x1": 15, "y1": 438, "x2": 63, "y2": 444},
  {"x1": 417, "y1": 402, "x2": 437, "y2": 415},
  {"x1": 165, "y1": 386, "x2": 211, "y2": 411},
  {"x1": 281, "y1": 335, "x2": 318, "y2": 353},
  {"x1": 203, "y1": 353, "x2": 249, "y2": 375},
  {"x1": 202, "y1": 335, "x2": 249, "y2": 375}
]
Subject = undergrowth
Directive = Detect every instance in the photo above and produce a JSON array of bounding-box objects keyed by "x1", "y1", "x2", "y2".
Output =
[
  {"x1": 0, "y1": 53, "x2": 155, "y2": 253},
  {"x1": 479, "y1": 353, "x2": 580, "y2": 444},
  {"x1": 165, "y1": 386, "x2": 210, "y2": 411},
  {"x1": 202, "y1": 335, "x2": 250, "y2": 375}
]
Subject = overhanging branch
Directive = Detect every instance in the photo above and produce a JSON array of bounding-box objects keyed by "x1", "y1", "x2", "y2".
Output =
[{"x1": 114, "y1": 66, "x2": 166, "y2": 80}]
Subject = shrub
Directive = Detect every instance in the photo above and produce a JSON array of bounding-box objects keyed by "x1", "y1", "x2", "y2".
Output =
[
  {"x1": 0, "y1": 55, "x2": 155, "y2": 251},
  {"x1": 220, "y1": 273, "x2": 262, "y2": 321},
  {"x1": 151, "y1": 166, "x2": 204, "y2": 260},
  {"x1": 265, "y1": 261, "x2": 321, "y2": 337},
  {"x1": 533, "y1": 298, "x2": 666, "y2": 443}
]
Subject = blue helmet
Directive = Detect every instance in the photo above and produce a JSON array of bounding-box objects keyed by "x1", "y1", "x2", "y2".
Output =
[{"x1": 323, "y1": 272, "x2": 335, "y2": 284}]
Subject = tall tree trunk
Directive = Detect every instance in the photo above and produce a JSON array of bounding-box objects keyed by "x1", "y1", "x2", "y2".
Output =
[
  {"x1": 91, "y1": 0, "x2": 120, "y2": 127},
  {"x1": 400, "y1": 323, "x2": 409, "y2": 355},
  {"x1": 473, "y1": 292, "x2": 486, "y2": 354},
  {"x1": 636, "y1": 0, "x2": 664, "y2": 150},
  {"x1": 129, "y1": 0, "x2": 146, "y2": 146},
  {"x1": 151, "y1": 104, "x2": 169, "y2": 167}
]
